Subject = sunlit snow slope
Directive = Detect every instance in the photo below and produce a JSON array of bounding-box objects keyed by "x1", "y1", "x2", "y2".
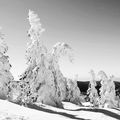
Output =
[{"x1": 0, "y1": 100, "x2": 120, "y2": 120}]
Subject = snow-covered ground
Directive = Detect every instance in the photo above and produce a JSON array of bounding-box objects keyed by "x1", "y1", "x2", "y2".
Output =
[{"x1": 0, "y1": 99, "x2": 120, "y2": 120}]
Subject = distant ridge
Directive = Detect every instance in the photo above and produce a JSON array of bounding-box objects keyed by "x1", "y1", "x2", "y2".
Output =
[{"x1": 78, "y1": 77, "x2": 120, "y2": 82}]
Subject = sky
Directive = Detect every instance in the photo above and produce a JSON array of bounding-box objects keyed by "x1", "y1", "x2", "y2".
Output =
[{"x1": 0, "y1": 0, "x2": 120, "y2": 80}]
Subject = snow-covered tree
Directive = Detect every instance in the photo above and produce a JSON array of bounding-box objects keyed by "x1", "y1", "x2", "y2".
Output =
[
  {"x1": 19, "y1": 10, "x2": 82, "y2": 108},
  {"x1": 48, "y1": 42, "x2": 74, "y2": 101},
  {"x1": 20, "y1": 10, "x2": 47, "y2": 81},
  {"x1": 0, "y1": 28, "x2": 14, "y2": 100},
  {"x1": 66, "y1": 77, "x2": 82, "y2": 105},
  {"x1": 20, "y1": 10, "x2": 63, "y2": 107},
  {"x1": 87, "y1": 70, "x2": 99, "y2": 106},
  {"x1": 98, "y1": 71, "x2": 117, "y2": 108}
]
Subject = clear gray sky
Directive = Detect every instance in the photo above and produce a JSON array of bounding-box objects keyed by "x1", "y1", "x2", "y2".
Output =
[{"x1": 0, "y1": 0, "x2": 120, "y2": 79}]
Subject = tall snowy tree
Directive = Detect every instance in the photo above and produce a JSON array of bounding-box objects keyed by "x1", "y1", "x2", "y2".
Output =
[
  {"x1": 20, "y1": 10, "x2": 63, "y2": 107},
  {"x1": 87, "y1": 70, "x2": 99, "y2": 106},
  {"x1": 0, "y1": 28, "x2": 14, "y2": 100},
  {"x1": 19, "y1": 10, "x2": 82, "y2": 107}
]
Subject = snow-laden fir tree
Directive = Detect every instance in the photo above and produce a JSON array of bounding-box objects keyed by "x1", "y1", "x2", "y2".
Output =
[
  {"x1": 98, "y1": 71, "x2": 117, "y2": 108},
  {"x1": 66, "y1": 75, "x2": 82, "y2": 105},
  {"x1": 0, "y1": 28, "x2": 14, "y2": 100},
  {"x1": 19, "y1": 10, "x2": 61, "y2": 107},
  {"x1": 20, "y1": 10, "x2": 61, "y2": 107},
  {"x1": 87, "y1": 70, "x2": 99, "y2": 106}
]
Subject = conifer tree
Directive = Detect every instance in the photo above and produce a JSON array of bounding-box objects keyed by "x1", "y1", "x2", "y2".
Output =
[
  {"x1": 66, "y1": 75, "x2": 82, "y2": 105},
  {"x1": 87, "y1": 70, "x2": 99, "y2": 106},
  {"x1": 98, "y1": 71, "x2": 117, "y2": 108},
  {"x1": 20, "y1": 10, "x2": 63, "y2": 107}
]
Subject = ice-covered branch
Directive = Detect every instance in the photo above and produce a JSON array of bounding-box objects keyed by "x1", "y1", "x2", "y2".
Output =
[{"x1": 52, "y1": 42, "x2": 74, "y2": 62}]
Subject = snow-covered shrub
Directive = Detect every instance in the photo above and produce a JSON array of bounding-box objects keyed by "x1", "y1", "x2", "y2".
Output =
[
  {"x1": 98, "y1": 71, "x2": 117, "y2": 108},
  {"x1": 87, "y1": 70, "x2": 99, "y2": 106},
  {"x1": 115, "y1": 95, "x2": 120, "y2": 108},
  {"x1": 7, "y1": 81, "x2": 21, "y2": 103}
]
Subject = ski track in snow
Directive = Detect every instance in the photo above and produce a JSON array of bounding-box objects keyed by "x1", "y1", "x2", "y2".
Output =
[{"x1": 0, "y1": 100, "x2": 120, "y2": 120}]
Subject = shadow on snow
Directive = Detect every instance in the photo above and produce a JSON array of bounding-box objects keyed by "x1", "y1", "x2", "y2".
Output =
[
  {"x1": 27, "y1": 103, "x2": 90, "y2": 120},
  {"x1": 70, "y1": 107, "x2": 120, "y2": 120}
]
